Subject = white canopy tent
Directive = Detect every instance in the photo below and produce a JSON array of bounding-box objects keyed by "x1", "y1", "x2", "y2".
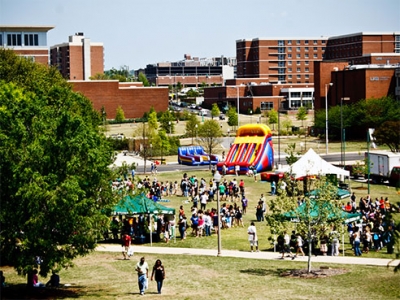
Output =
[{"x1": 278, "y1": 148, "x2": 350, "y2": 179}]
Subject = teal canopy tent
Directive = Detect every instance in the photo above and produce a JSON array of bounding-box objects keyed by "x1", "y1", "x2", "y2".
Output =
[
  {"x1": 282, "y1": 200, "x2": 361, "y2": 224},
  {"x1": 113, "y1": 194, "x2": 175, "y2": 215}
]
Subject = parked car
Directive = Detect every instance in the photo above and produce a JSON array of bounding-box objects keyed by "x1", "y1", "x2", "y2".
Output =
[
  {"x1": 219, "y1": 114, "x2": 226, "y2": 120},
  {"x1": 189, "y1": 104, "x2": 197, "y2": 109},
  {"x1": 198, "y1": 109, "x2": 207, "y2": 116}
]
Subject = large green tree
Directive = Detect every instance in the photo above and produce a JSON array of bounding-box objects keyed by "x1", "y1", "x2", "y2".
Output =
[{"x1": 0, "y1": 49, "x2": 117, "y2": 277}]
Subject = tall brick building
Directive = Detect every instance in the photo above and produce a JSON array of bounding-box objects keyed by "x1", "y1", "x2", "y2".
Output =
[
  {"x1": 0, "y1": 25, "x2": 54, "y2": 65},
  {"x1": 50, "y1": 33, "x2": 104, "y2": 80}
]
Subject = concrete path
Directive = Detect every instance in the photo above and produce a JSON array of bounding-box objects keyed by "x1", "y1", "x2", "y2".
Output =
[{"x1": 96, "y1": 244, "x2": 400, "y2": 267}]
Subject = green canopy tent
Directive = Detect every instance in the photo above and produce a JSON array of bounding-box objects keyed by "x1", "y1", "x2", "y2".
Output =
[
  {"x1": 113, "y1": 194, "x2": 175, "y2": 215},
  {"x1": 282, "y1": 200, "x2": 362, "y2": 256},
  {"x1": 113, "y1": 194, "x2": 176, "y2": 246}
]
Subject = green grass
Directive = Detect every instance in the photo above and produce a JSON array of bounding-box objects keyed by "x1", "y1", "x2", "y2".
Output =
[
  {"x1": 2, "y1": 170, "x2": 399, "y2": 299},
  {"x1": 2, "y1": 252, "x2": 400, "y2": 300}
]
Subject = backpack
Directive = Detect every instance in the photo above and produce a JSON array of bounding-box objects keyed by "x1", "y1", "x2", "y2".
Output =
[{"x1": 373, "y1": 233, "x2": 379, "y2": 241}]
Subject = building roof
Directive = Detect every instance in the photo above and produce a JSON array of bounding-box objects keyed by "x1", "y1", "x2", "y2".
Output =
[{"x1": 0, "y1": 25, "x2": 55, "y2": 32}]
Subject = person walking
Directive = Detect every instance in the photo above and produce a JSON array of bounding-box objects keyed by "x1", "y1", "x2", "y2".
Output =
[
  {"x1": 247, "y1": 222, "x2": 259, "y2": 252},
  {"x1": 151, "y1": 259, "x2": 166, "y2": 294},
  {"x1": 121, "y1": 232, "x2": 132, "y2": 260},
  {"x1": 280, "y1": 231, "x2": 295, "y2": 259},
  {"x1": 135, "y1": 257, "x2": 149, "y2": 295}
]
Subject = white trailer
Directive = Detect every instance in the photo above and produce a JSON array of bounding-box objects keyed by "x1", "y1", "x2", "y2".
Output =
[{"x1": 365, "y1": 151, "x2": 400, "y2": 183}]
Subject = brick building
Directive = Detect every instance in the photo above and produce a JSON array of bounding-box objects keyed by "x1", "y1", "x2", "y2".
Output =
[
  {"x1": 0, "y1": 25, "x2": 54, "y2": 65},
  {"x1": 70, "y1": 80, "x2": 168, "y2": 119},
  {"x1": 50, "y1": 33, "x2": 104, "y2": 80},
  {"x1": 236, "y1": 37, "x2": 327, "y2": 84},
  {"x1": 204, "y1": 32, "x2": 400, "y2": 114}
]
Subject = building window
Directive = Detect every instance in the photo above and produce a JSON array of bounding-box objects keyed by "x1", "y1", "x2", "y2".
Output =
[
  {"x1": 261, "y1": 101, "x2": 274, "y2": 110},
  {"x1": 278, "y1": 75, "x2": 285, "y2": 81},
  {"x1": 288, "y1": 54, "x2": 292, "y2": 58},
  {"x1": 305, "y1": 74, "x2": 310, "y2": 79},
  {"x1": 287, "y1": 40, "x2": 292, "y2": 45},
  {"x1": 296, "y1": 40, "x2": 301, "y2": 45},
  {"x1": 303, "y1": 92, "x2": 312, "y2": 97},
  {"x1": 24, "y1": 34, "x2": 39, "y2": 46},
  {"x1": 0, "y1": 34, "x2": 2, "y2": 46},
  {"x1": 288, "y1": 61, "x2": 292, "y2": 65},
  {"x1": 322, "y1": 40, "x2": 326, "y2": 44},
  {"x1": 288, "y1": 75, "x2": 292, "y2": 79},
  {"x1": 305, "y1": 47, "x2": 309, "y2": 52},
  {"x1": 291, "y1": 92, "x2": 301, "y2": 98},
  {"x1": 305, "y1": 67, "x2": 309, "y2": 72},
  {"x1": 296, "y1": 67, "x2": 301, "y2": 72},
  {"x1": 7, "y1": 34, "x2": 22, "y2": 46},
  {"x1": 278, "y1": 68, "x2": 285, "y2": 74},
  {"x1": 305, "y1": 54, "x2": 309, "y2": 58},
  {"x1": 313, "y1": 54, "x2": 318, "y2": 58},
  {"x1": 305, "y1": 40, "x2": 309, "y2": 45},
  {"x1": 322, "y1": 47, "x2": 326, "y2": 51},
  {"x1": 278, "y1": 40, "x2": 284, "y2": 46},
  {"x1": 313, "y1": 40, "x2": 317, "y2": 44},
  {"x1": 296, "y1": 47, "x2": 300, "y2": 52},
  {"x1": 278, "y1": 54, "x2": 285, "y2": 60},
  {"x1": 296, "y1": 61, "x2": 300, "y2": 65},
  {"x1": 278, "y1": 47, "x2": 285, "y2": 53},
  {"x1": 313, "y1": 47, "x2": 318, "y2": 51},
  {"x1": 278, "y1": 61, "x2": 285, "y2": 67},
  {"x1": 296, "y1": 54, "x2": 301, "y2": 58},
  {"x1": 288, "y1": 47, "x2": 292, "y2": 52},
  {"x1": 288, "y1": 68, "x2": 292, "y2": 72},
  {"x1": 305, "y1": 60, "x2": 309, "y2": 65},
  {"x1": 297, "y1": 75, "x2": 301, "y2": 79}
]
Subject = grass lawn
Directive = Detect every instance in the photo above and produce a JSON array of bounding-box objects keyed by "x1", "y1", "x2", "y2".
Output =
[{"x1": 2, "y1": 251, "x2": 400, "y2": 300}]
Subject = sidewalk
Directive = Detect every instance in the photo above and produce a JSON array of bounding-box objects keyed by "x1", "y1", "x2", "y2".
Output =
[{"x1": 96, "y1": 244, "x2": 400, "y2": 267}]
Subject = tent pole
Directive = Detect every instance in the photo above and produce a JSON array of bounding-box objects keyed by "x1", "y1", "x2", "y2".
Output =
[{"x1": 150, "y1": 214, "x2": 153, "y2": 247}]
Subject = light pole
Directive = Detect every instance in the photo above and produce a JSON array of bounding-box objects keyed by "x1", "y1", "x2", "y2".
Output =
[
  {"x1": 236, "y1": 86, "x2": 239, "y2": 127},
  {"x1": 340, "y1": 97, "x2": 350, "y2": 167},
  {"x1": 168, "y1": 121, "x2": 172, "y2": 135},
  {"x1": 249, "y1": 109, "x2": 252, "y2": 124},
  {"x1": 324, "y1": 83, "x2": 333, "y2": 155},
  {"x1": 195, "y1": 124, "x2": 198, "y2": 142},
  {"x1": 278, "y1": 99, "x2": 281, "y2": 166},
  {"x1": 214, "y1": 171, "x2": 222, "y2": 256}
]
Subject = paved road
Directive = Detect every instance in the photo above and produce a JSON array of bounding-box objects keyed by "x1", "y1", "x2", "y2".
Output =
[{"x1": 96, "y1": 244, "x2": 400, "y2": 267}]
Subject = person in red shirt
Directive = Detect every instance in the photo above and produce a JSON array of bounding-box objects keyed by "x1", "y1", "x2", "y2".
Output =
[
  {"x1": 344, "y1": 202, "x2": 352, "y2": 212},
  {"x1": 239, "y1": 179, "x2": 245, "y2": 197},
  {"x1": 122, "y1": 232, "x2": 132, "y2": 260}
]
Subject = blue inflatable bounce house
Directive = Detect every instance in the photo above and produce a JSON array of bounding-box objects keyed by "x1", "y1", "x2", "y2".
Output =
[{"x1": 178, "y1": 146, "x2": 219, "y2": 166}]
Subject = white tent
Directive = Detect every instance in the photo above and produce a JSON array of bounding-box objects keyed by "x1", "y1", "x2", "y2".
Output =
[{"x1": 278, "y1": 148, "x2": 350, "y2": 179}]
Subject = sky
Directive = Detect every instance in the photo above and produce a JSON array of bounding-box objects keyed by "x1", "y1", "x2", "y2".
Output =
[{"x1": 1, "y1": 0, "x2": 399, "y2": 70}]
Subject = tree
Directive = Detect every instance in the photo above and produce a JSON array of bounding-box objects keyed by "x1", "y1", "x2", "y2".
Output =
[
  {"x1": 0, "y1": 49, "x2": 117, "y2": 277},
  {"x1": 267, "y1": 175, "x2": 345, "y2": 273},
  {"x1": 211, "y1": 103, "x2": 221, "y2": 119},
  {"x1": 138, "y1": 72, "x2": 150, "y2": 86},
  {"x1": 159, "y1": 110, "x2": 175, "y2": 134},
  {"x1": 296, "y1": 106, "x2": 308, "y2": 128},
  {"x1": 185, "y1": 113, "x2": 201, "y2": 144},
  {"x1": 266, "y1": 109, "x2": 278, "y2": 130},
  {"x1": 373, "y1": 121, "x2": 400, "y2": 152},
  {"x1": 147, "y1": 108, "x2": 159, "y2": 133},
  {"x1": 282, "y1": 116, "x2": 293, "y2": 132},
  {"x1": 226, "y1": 106, "x2": 238, "y2": 128},
  {"x1": 197, "y1": 120, "x2": 222, "y2": 170},
  {"x1": 115, "y1": 105, "x2": 125, "y2": 122}
]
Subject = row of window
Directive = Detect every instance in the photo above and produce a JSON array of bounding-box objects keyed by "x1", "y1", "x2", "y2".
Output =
[
  {"x1": 1, "y1": 33, "x2": 39, "y2": 46},
  {"x1": 278, "y1": 40, "x2": 326, "y2": 46},
  {"x1": 287, "y1": 67, "x2": 310, "y2": 72}
]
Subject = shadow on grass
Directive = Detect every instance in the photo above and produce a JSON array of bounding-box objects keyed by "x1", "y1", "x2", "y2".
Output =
[
  {"x1": 240, "y1": 268, "x2": 286, "y2": 277},
  {"x1": 1, "y1": 284, "x2": 85, "y2": 299}
]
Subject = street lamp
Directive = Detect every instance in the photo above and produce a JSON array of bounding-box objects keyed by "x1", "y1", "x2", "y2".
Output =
[
  {"x1": 249, "y1": 109, "x2": 253, "y2": 124},
  {"x1": 340, "y1": 97, "x2": 350, "y2": 167},
  {"x1": 324, "y1": 83, "x2": 333, "y2": 155},
  {"x1": 195, "y1": 124, "x2": 198, "y2": 142},
  {"x1": 168, "y1": 121, "x2": 172, "y2": 135},
  {"x1": 214, "y1": 171, "x2": 222, "y2": 256}
]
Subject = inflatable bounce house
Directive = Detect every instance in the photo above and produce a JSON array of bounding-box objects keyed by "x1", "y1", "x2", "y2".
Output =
[
  {"x1": 178, "y1": 146, "x2": 219, "y2": 166},
  {"x1": 217, "y1": 124, "x2": 274, "y2": 175}
]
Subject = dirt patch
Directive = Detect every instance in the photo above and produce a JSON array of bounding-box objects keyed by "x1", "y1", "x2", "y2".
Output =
[{"x1": 280, "y1": 267, "x2": 349, "y2": 279}]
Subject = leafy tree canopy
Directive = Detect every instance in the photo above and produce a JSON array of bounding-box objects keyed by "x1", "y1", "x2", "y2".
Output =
[
  {"x1": 115, "y1": 105, "x2": 125, "y2": 122},
  {"x1": 226, "y1": 106, "x2": 238, "y2": 127},
  {"x1": 197, "y1": 120, "x2": 222, "y2": 169},
  {"x1": 0, "y1": 49, "x2": 117, "y2": 277},
  {"x1": 211, "y1": 103, "x2": 221, "y2": 119}
]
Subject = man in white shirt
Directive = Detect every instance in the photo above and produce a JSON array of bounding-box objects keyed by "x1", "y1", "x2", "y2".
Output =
[
  {"x1": 200, "y1": 192, "x2": 209, "y2": 211},
  {"x1": 247, "y1": 222, "x2": 259, "y2": 252},
  {"x1": 135, "y1": 257, "x2": 149, "y2": 295}
]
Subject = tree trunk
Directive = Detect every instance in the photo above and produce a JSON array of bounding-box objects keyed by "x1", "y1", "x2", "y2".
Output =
[{"x1": 307, "y1": 224, "x2": 312, "y2": 273}]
